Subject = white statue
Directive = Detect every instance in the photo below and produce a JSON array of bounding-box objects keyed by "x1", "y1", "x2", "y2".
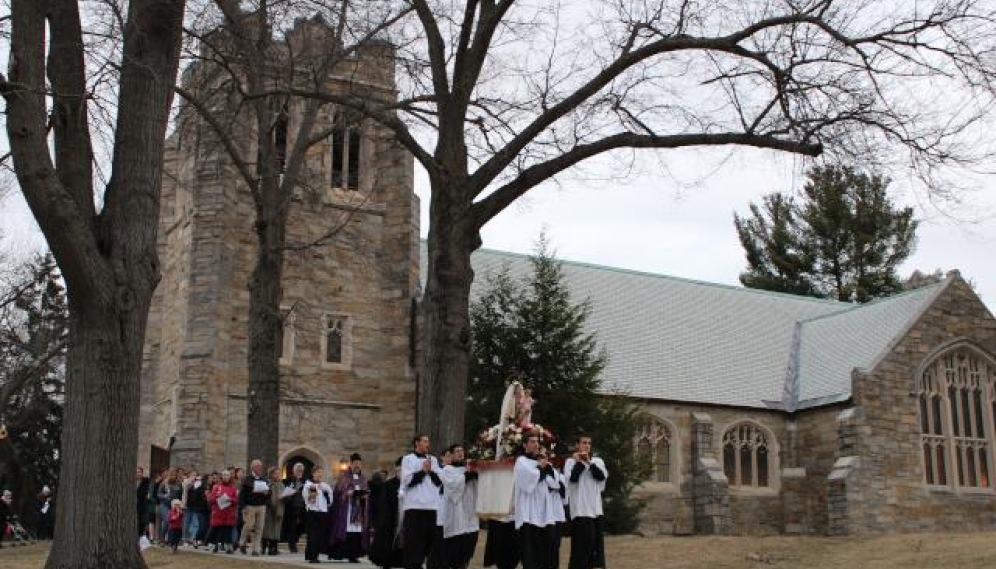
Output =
[{"x1": 495, "y1": 381, "x2": 532, "y2": 460}]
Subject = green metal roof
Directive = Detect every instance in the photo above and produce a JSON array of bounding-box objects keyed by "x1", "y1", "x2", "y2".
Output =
[{"x1": 419, "y1": 244, "x2": 950, "y2": 411}]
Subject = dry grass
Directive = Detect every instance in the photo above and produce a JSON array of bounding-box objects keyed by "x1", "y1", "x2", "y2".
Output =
[{"x1": 5, "y1": 533, "x2": 996, "y2": 569}]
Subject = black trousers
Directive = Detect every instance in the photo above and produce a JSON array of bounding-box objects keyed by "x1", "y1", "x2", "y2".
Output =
[
  {"x1": 445, "y1": 531, "x2": 479, "y2": 569},
  {"x1": 283, "y1": 504, "x2": 304, "y2": 550},
  {"x1": 206, "y1": 524, "x2": 236, "y2": 547},
  {"x1": 305, "y1": 511, "x2": 330, "y2": 561},
  {"x1": 332, "y1": 532, "x2": 364, "y2": 560},
  {"x1": 568, "y1": 517, "x2": 595, "y2": 569},
  {"x1": 483, "y1": 520, "x2": 519, "y2": 569},
  {"x1": 550, "y1": 522, "x2": 564, "y2": 569},
  {"x1": 426, "y1": 525, "x2": 447, "y2": 569},
  {"x1": 520, "y1": 523, "x2": 553, "y2": 569},
  {"x1": 402, "y1": 509, "x2": 437, "y2": 569}
]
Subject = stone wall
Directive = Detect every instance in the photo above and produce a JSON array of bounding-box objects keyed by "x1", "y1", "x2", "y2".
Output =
[
  {"x1": 636, "y1": 400, "x2": 841, "y2": 535},
  {"x1": 139, "y1": 36, "x2": 419, "y2": 475},
  {"x1": 791, "y1": 404, "x2": 848, "y2": 534},
  {"x1": 836, "y1": 276, "x2": 996, "y2": 534}
]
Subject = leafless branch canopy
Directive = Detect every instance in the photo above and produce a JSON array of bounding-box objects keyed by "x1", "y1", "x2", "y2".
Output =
[{"x1": 259, "y1": 0, "x2": 996, "y2": 228}]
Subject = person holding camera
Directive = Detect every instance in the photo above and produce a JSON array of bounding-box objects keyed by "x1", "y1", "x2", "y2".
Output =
[
  {"x1": 563, "y1": 435, "x2": 608, "y2": 569},
  {"x1": 182, "y1": 470, "x2": 209, "y2": 547}
]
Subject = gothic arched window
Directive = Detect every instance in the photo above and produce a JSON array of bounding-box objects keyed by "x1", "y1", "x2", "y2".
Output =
[
  {"x1": 722, "y1": 423, "x2": 772, "y2": 488},
  {"x1": 330, "y1": 109, "x2": 361, "y2": 190},
  {"x1": 917, "y1": 348, "x2": 995, "y2": 488},
  {"x1": 635, "y1": 418, "x2": 675, "y2": 484}
]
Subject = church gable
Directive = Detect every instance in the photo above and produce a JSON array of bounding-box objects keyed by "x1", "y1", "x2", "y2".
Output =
[
  {"x1": 862, "y1": 273, "x2": 996, "y2": 390},
  {"x1": 834, "y1": 274, "x2": 996, "y2": 533}
]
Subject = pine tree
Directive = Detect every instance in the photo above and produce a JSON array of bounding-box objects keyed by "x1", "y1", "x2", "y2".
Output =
[
  {"x1": 467, "y1": 236, "x2": 651, "y2": 533},
  {"x1": 735, "y1": 165, "x2": 918, "y2": 302},
  {"x1": 734, "y1": 193, "x2": 817, "y2": 297},
  {"x1": 0, "y1": 253, "x2": 67, "y2": 527}
]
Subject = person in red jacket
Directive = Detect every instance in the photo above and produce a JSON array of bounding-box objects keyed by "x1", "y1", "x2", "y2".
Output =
[
  {"x1": 207, "y1": 469, "x2": 239, "y2": 554},
  {"x1": 166, "y1": 499, "x2": 185, "y2": 553}
]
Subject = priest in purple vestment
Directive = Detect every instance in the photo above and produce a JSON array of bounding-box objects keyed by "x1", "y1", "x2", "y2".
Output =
[{"x1": 330, "y1": 453, "x2": 371, "y2": 562}]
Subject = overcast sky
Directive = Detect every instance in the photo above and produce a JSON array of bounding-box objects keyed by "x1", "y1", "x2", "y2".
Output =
[
  {"x1": 3, "y1": 145, "x2": 994, "y2": 307},
  {"x1": 416, "y1": 146, "x2": 996, "y2": 307}
]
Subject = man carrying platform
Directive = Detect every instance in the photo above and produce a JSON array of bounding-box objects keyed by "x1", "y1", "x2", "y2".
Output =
[{"x1": 514, "y1": 433, "x2": 560, "y2": 569}]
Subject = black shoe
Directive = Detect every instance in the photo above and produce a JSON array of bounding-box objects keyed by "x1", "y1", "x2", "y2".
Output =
[{"x1": 349, "y1": 558, "x2": 360, "y2": 564}]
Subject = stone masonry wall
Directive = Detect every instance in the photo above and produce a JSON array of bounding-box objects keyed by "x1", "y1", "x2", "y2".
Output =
[
  {"x1": 139, "y1": 36, "x2": 418, "y2": 475},
  {"x1": 635, "y1": 400, "x2": 841, "y2": 535},
  {"x1": 843, "y1": 276, "x2": 996, "y2": 533},
  {"x1": 791, "y1": 404, "x2": 848, "y2": 534}
]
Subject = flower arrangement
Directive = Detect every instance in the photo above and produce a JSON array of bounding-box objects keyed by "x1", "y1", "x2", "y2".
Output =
[{"x1": 468, "y1": 419, "x2": 557, "y2": 461}]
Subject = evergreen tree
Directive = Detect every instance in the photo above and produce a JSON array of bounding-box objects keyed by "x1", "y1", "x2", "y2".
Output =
[
  {"x1": 0, "y1": 253, "x2": 67, "y2": 526},
  {"x1": 734, "y1": 193, "x2": 817, "y2": 297},
  {"x1": 735, "y1": 165, "x2": 918, "y2": 302},
  {"x1": 467, "y1": 236, "x2": 651, "y2": 533}
]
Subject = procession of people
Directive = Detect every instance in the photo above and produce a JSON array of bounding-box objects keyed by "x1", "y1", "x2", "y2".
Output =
[{"x1": 130, "y1": 382, "x2": 607, "y2": 569}]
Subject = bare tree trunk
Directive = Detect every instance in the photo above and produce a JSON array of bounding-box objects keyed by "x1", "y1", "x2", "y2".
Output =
[
  {"x1": 3, "y1": 0, "x2": 183, "y2": 566},
  {"x1": 247, "y1": 212, "x2": 285, "y2": 467},
  {"x1": 418, "y1": 183, "x2": 479, "y2": 447},
  {"x1": 46, "y1": 297, "x2": 153, "y2": 568}
]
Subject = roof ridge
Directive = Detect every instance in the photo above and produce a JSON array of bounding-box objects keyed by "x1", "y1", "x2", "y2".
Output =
[
  {"x1": 795, "y1": 280, "x2": 948, "y2": 325},
  {"x1": 471, "y1": 244, "x2": 846, "y2": 306},
  {"x1": 860, "y1": 277, "x2": 955, "y2": 374}
]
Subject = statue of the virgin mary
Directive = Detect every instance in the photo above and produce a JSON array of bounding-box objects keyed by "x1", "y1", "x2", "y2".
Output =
[
  {"x1": 496, "y1": 382, "x2": 521, "y2": 459},
  {"x1": 495, "y1": 381, "x2": 537, "y2": 459}
]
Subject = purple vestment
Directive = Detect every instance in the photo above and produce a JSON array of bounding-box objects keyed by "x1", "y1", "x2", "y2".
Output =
[{"x1": 330, "y1": 470, "x2": 371, "y2": 550}]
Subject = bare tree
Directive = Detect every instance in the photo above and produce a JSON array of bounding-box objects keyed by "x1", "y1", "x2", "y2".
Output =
[
  {"x1": 0, "y1": 1, "x2": 184, "y2": 568},
  {"x1": 175, "y1": 0, "x2": 411, "y2": 466},
  {"x1": 270, "y1": 0, "x2": 996, "y2": 444}
]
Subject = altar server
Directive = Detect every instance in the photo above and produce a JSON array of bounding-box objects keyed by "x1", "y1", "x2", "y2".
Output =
[
  {"x1": 564, "y1": 435, "x2": 608, "y2": 569},
  {"x1": 483, "y1": 515, "x2": 519, "y2": 569},
  {"x1": 427, "y1": 449, "x2": 450, "y2": 569},
  {"x1": 441, "y1": 443, "x2": 480, "y2": 569},
  {"x1": 544, "y1": 452, "x2": 567, "y2": 569},
  {"x1": 401, "y1": 434, "x2": 443, "y2": 569},
  {"x1": 515, "y1": 434, "x2": 561, "y2": 569},
  {"x1": 302, "y1": 467, "x2": 334, "y2": 564}
]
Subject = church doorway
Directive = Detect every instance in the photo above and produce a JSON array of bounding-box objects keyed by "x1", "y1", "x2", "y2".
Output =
[
  {"x1": 280, "y1": 447, "x2": 327, "y2": 480},
  {"x1": 282, "y1": 455, "x2": 315, "y2": 480}
]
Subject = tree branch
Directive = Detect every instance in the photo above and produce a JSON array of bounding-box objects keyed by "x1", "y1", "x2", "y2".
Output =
[
  {"x1": 472, "y1": 131, "x2": 822, "y2": 227},
  {"x1": 3, "y1": 0, "x2": 109, "y2": 302}
]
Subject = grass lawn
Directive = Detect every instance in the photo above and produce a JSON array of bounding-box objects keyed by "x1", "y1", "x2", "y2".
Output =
[{"x1": 4, "y1": 533, "x2": 996, "y2": 568}]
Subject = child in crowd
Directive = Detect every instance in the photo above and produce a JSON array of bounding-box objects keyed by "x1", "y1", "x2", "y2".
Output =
[{"x1": 167, "y1": 499, "x2": 184, "y2": 553}]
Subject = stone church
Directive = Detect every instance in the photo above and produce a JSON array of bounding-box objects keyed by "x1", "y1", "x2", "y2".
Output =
[{"x1": 140, "y1": 17, "x2": 996, "y2": 536}]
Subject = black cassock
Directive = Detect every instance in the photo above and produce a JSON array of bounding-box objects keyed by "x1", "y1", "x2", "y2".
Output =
[
  {"x1": 483, "y1": 519, "x2": 520, "y2": 569},
  {"x1": 368, "y1": 477, "x2": 404, "y2": 569}
]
